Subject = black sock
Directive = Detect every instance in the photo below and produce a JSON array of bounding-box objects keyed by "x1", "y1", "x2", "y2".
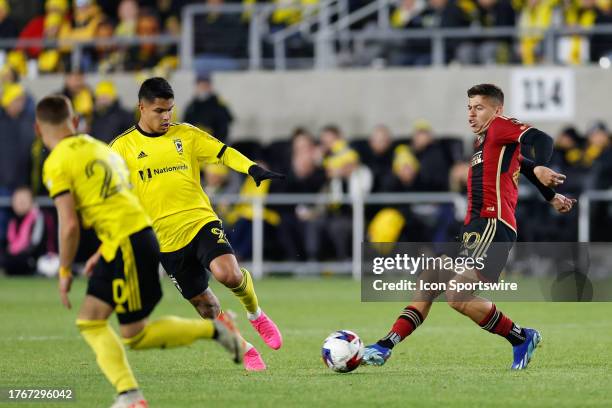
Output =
[{"x1": 506, "y1": 323, "x2": 527, "y2": 346}]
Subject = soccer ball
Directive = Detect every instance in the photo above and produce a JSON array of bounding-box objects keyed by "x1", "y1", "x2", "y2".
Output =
[{"x1": 321, "y1": 330, "x2": 364, "y2": 373}]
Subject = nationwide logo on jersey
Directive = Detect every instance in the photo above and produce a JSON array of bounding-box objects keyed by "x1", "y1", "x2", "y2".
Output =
[
  {"x1": 174, "y1": 139, "x2": 183, "y2": 154},
  {"x1": 137, "y1": 151, "x2": 147, "y2": 159}
]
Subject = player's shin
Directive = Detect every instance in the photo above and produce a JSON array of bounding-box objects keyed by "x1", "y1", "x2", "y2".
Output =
[
  {"x1": 377, "y1": 303, "x2": 428, "y2": 349},
  {"x1": 76, "y1": 319, "x2": 139, "y2": 394},
  {"x1": 230, "y1": 268, "x2": 260, "y2": 317},
  {"x1": 122, "y1": 316, "x2": 215, "y2": 349},
  {"x1": 478, "y1": 304, "x2": 527, "y2": 346}
]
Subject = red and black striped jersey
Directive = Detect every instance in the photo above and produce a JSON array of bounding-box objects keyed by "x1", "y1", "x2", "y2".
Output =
[{"x1": 465, "y1": 115, "x2": 532, "y2": 232}]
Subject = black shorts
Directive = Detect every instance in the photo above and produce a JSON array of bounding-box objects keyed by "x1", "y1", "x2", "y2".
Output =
[
  {"x1": 86, "y1": 227, "x2": 162, "y2": 324},
  {"x1": 458, "y1": 218, "x2": 517, "y2": 282},
  {"x1": 159, "y1": 221, "x2": 234, "y2": 300}
]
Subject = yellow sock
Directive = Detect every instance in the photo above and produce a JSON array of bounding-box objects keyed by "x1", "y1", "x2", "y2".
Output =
[
  {"x1": 123, "y1": 316, "x2": 215, "y2": 350},
  {"x1": 230, "y1": 268, "x2": 259, "y2": 315},
  {"x1": 76, "y1": 319, "x2": 138, "y2": 394}
]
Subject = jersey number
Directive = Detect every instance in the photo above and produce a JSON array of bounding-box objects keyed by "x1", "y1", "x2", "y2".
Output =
[{"x1": 85, "y1": 159, "x2": 122, "y2": 199}]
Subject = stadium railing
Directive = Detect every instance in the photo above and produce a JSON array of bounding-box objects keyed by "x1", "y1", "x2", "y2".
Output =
[
  {"x1": 5, "y1": 1, "x2": 612, "y2": 73},
  {"x1": 1, "y1": 190, "x2": 606, "y2": 279}
]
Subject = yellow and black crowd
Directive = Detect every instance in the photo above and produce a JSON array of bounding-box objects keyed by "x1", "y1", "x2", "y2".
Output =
[
  {"x1": 0, "y1": 0, "x2": 612, "y2": 74},
  {"x1": 0, "y1": 72, "x2": 611, "y2": 276}
]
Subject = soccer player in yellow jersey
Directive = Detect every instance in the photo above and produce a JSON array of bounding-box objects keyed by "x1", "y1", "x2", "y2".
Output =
[
  {"x1": 110, "y1": 77, "x2": 284, "y2": 371},
  {"x1": 37, "y1": 95, "x2": 245, "y2": 408}
]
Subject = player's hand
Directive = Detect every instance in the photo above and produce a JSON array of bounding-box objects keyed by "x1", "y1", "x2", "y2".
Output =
[
  {"x1": 534, "y1": 166, "x2": 566, "y2": 187},
  {"x1": 58, "y1": 275, "x2": 73, "y2": 309},
  {"x1": 248, "y1": 165, "x2": 285, "y2": 187},
  {"x1": 550, "y1": 193, "x2": 577, "y2": 213},
  {"x1": 84, "y1": 251, "x2": 101, "y2": 278}
]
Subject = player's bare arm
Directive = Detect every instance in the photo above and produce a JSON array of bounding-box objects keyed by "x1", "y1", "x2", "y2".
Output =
[{"x1": 54, "y1": 192, "x2": 80, "y2": 309}]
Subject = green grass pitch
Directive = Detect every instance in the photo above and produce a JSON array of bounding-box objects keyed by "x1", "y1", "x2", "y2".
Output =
[{"x1": 1, "y1": 276, "x2": 611, "y2": 407}]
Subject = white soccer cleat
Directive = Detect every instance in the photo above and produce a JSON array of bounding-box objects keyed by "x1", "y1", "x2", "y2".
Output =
[
  {"x1": 215, "y1": 311, "x2": 246, "y2": 364},
  {"x1": 110, "y1": 390, "x2": 148, "y2": 408}
]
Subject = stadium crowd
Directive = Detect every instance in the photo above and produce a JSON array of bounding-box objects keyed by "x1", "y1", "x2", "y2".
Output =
[
  {"x1": 0, "y1": 0, "x2": 612, "y2": 75},
  {"x1": 0, "y1": 72, "x2": 611, "y2": 275}
]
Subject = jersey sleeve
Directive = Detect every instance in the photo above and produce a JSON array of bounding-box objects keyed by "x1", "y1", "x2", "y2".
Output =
[
  {"x1": 191, "y1": 125, "x2": 227, "y2": 164},
  {"x1": 43, "y1": 152, "x2": 72, "y2": 199},
  {"x1": 489, "y1": 116, "x2": 532, "y2": 145},
  {"x1": 108, "y1": 136, "x2": 126, "y2": 160}
]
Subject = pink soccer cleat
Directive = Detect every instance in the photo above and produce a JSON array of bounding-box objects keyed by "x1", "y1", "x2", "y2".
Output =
[
  {"x1": 244, "y1": 346, "x2": 267, "y2": 371},
  {"x1": 250, "y1": 310, "x2": 283, "y2": 350}
]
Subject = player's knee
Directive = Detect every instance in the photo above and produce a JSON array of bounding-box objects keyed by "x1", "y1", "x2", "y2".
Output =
[
  {"x1": 215, "y1": 266, "x2": 242, "y2": 288},
  {"x1": 210, "y1": 255, "x2": 243, "y2": 287},
  {"x1": 446, "y1": 298, "x2": 468, "y2": 314}
]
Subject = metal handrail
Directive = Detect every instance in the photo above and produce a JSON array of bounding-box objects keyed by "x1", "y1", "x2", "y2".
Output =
[{"x1": 2, "y1": 190, "x2": 602, "y2": 278}]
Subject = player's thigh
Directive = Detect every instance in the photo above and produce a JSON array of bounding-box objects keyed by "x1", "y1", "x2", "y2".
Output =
[
  {"x1": 459, "y1": 218, "x2": 515, "y2": 283},
  {"x1": 193, "y1": 221, "x2": 240, "y2": 285},
  {"x1": 86, "y1": 227, "x2": 163, "y2": 327},
  {"x1": 160, "y1": 233, "x2": 210, "y2": 300}
]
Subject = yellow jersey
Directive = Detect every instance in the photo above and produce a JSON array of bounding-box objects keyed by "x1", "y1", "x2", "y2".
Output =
[
  {"x1": 109, "y1": 123, "x2": 255, "y2": 252},
  {"x1": 43, "y1": 134, "x2": 150, "y2": 262}
]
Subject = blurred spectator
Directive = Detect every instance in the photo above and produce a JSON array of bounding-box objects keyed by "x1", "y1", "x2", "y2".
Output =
[
  {"x1": 224, "y1": 161, "x2": 281, "y2": 260},
  {"x1": 273, "y1": 128, "x2": 327, "y2": 260},
  {"x1": 90, "y1": 80, "x2": 134, "y2": 143},
  {"x1": 558, "y1": 0, "x2": 610, "y2": 64},
  {"x1": 518, "y1": 0, "x2": 559, "y2": 65},
  {"x1": 139, "y1": 0, "x2": 189, "y2": 30},
  {"x1": 409, "y1": 120, "x2": 452, "y2": 191},
  {"x1": 384, "y1": 143, "x2": 420, "y2": 191},
  {"x1": 36, "y1": 12, "x2": 66, "y2": 73},
  {"x1": 361, "y1": 124, "x2": 394, "y2": 192},
  {"x1": 2, "y1": 50, "x2": 27, "y2": 80},
  {"x1": 193, "y1": 0, "x2": 247, "y2": 72},
  {"x1": 388, "y1": 0, "x2": 430, "y2": 65},
  {"x1": 58, "y1": 71, "x2": 94, "y2": 128},
  {"x1": 549, "y1": 126, "x2": 586, "y2": 195},
  {"x1": 115, "y1": 0, "x2": 138, "y2": 38},
  {"x1": 92, "y1": 18, "x2": 122, "y2": 73},
  {"x1": 449, "y1": 160, "x2": 469, "y2": 193},
  {"x1": 582, "y1": 121, "x2": 610, "y2": 168},
  {"x1": 124, "y1": 11, "x2": 164, "y2": 71},
  {"x1": 183, "y1": 72, "x2": 234, "y2": 143},
  {"x1": 18, "y1": 0, "x2": 69, "y2": 59},
  {"x1": 58, "y1": 0, "x2": 104, "y2": 71},
  {"x1": 1, "y1": 187, "x2": 48, "y2": 276},
  {"x1": 456, "y1": 0, "x2": 516, "y2": 64},
  {"x1": 203, "y1": 163, "x2": 241, "y2": 197},
  {"x1": 0, "y1": 83, "x2": 35, "y2": 248},
  {"x1": 400, "y1": 0, "x2": 472, "y2": 64},
  {"x1": 0, "y1": 0, "x2": 19, "y2": 47},
  {"x1": 319, "y1": 125, "x2": 367, "y2": 259},
  {"x1": 269, "y1": 0, "x2": 319, "y2": 26}
]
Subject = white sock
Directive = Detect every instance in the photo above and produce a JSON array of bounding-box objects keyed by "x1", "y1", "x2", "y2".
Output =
[{"x1": 247, "y1": 307, "x2": 262, "y2": 321}]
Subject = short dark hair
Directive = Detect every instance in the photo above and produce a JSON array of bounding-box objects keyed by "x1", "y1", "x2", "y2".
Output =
[
  {"x1": 467, "y1": 84, "x2": 504, "y2": 105},
  {"x1": 138, "y1": 77, "x2": 174, "y2": 102},
  {"x1": 36, "y1": 95, "x2": 72, "y2": 125},
  {"x1": 321, "y1": 124, "x2": 342, "y2": 137}
]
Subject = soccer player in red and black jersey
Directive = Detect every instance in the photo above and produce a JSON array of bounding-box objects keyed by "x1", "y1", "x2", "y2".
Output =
[{"x1": 363, "y1": 84, "x2": 576, "y2": 370}]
